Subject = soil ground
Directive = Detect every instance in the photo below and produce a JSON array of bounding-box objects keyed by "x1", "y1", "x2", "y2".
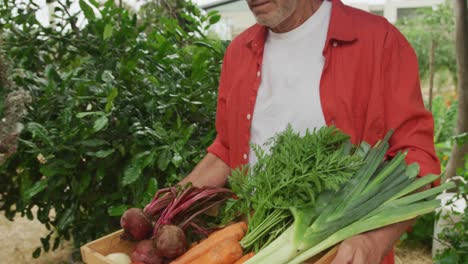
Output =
[{"x1": 0, "y1": 209, "x2": 74, "y2": 264}]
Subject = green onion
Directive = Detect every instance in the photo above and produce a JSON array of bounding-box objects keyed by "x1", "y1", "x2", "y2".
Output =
[{"x1": 243, "y1": 129, "x2": 451, "y2": 264}]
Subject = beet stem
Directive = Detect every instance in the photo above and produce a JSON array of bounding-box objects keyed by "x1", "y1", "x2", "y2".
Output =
[
  {"x1": 180, "y1": 197, "x2": 229, "y2": 229},
  {"x1": 189, "y1": 222, "x2": 210, "y2": 237},
  {"x1": 164, "y1": 189, "x2": 233, "y2": 220}
]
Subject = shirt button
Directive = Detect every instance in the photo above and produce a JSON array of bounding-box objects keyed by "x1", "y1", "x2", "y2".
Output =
[
  {"x1": 246, "y1": 114, "x2": 251, "y2": 120},
  {"x1": 257, "y1": 71, "x2": 261, "y2": 77},
  {"x1": 332, "y1": 41, "x2": 338, "y2": 47},
  {"x1": 243, "y1": 153, "x2": 248, "y2": 160}
]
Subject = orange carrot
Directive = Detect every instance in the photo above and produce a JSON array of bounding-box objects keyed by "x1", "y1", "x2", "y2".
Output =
[
  {"x1": 170, "y1": 222, "x2": 247, "y2": 264},
  {"x1": 233, "y1": 252, "x2": 255, "y2": 264},
  {"x1": 189, "y1": 239, "x2": 243, "y2": 264},
  {"x1": 189, "y1": 241, "x2": 200, "y2": 248}
]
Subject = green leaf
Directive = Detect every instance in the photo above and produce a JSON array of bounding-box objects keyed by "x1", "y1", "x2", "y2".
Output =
[
  {"x1": 141, "y1": 178, "x2": 158, "y2": 206},
  {"x1": 122, "y1": 151, "x2": 156, "y2": 186},
  {"x1": 18, "y1": 139, "x2": 38, "y2": 150},
  {"x1": 52, "y1": 237, "x2": 61, "y2": 251},
  {"x1": 26, "y1": 122, "x2": 48, "y2": 139},
  {"x1": 105, "y1": 87, "x2": 118, "y2": 112},
  {"x1": 101, "y1": 70, "x2": 115, "y2": 83},
  {"x1": 40, "y1": 163, "x2": 68, "y2": 177},
  {"x1": 208, "y1": 14, "x2": 221, "y2": 25},
  {"x1": 79, "y1": 139, "x2": 109, "y2": 147},
  {"x1": 172, "y1": 152, "x2": 183, "y2": 168},
  {"x1": 27, "y1": 209, "x2": 33, "y2": 220},
  {"x1": 87, "y1": 0, "x2": 100, "y2": 7},
  {"x1": 32, "y1": 247, "x2": 41, "y2": 258},
  {"x1": 147, "y1": 178, "x2": 158, "y2": 195},
  {"x1": 103, "y1": 23, "x2": 113, "y2": 40},
  {"x1": 207, "y1": 10, "x2": 218, "y2": 17},
  {"x1": 24, "y1": 180, "x2": 48, "y2": 200},
  {"x1": 107, "y1": 205, "x2": 128, "y2": 216},
  {"x1": 57, "y1": 208, "x2": 74, "y2": 231},
  {"x1": 96, "y1": 165, "x2": 106, "y2": 182},
  {"x1": 76, "y1": 111, "x2": 105, "y2": 118},
  {"x1": 79, "y1": 0, "x2": 95, "y2": 20},
  {"x1": 453, "y1": 132, "x2": 468, "y2": 146},
  {"x1": 93, "y1": 116, "x2": 109, "y2": 132},
  {"x1": 158, "y1": 149, "x2": 172, "y2": 171},
  {"x1": 40, "y1": 236, "x2": 50, "y2": 252},
  {"x1": 86, "y1": 149, "x2": 115, "y2": 158},
  {"x1": 76, "y1": 174, "x2": 92, "y2": 195}
]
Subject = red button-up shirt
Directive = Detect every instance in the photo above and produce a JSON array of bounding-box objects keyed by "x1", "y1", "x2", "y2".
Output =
[{"x1": 207, "y1": 0, "x2": 441, "y2": 263}]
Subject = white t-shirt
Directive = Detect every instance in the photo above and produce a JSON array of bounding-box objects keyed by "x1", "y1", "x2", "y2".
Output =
[{"x1": 249, "y1": 1, "x2": 332, "y2": 165}]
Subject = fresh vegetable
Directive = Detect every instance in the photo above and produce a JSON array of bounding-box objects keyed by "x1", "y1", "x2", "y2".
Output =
[
  {"x1": 143, "y1": 184, "x2": 235, "y2": 237},
  {"x1": 170, "y1": 222, "x2": 247, "y2": 264},
  {"x1": 120, "y1": 185, "x2": 237, "y2": 262},
  {"x1": 233, "y1": 252, "x2": 255, "y2": 264},
  {"x1": 131, "y1": 240, "x2": 163, "y2": 264},
  {"x1": 223, "y1": 126, "x2": 366, "y2": 252},
  {"x1": 120, "y1": 208, "x2": 153, "y2": 241},
  {"x1": 154, "y1": 225, "x2": 187, "y2": 259},
  {"x1": 242, "y1": 129, "x2": 453, "y2": 264},
  {"x1": 188, "y1": 239, "x2": 243, "y2": 264},
  {"x1": 105, "y1": 252, "x2": 132, "y2": 264}
]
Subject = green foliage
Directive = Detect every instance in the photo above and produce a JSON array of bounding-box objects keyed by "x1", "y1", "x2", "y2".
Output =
[
  {"x1": 0, "y1": 0, "x2": 225, "y2": 256},
  {"x1": 400, "y1": 95, "x2": 458, "y2": 247},
  {"x1": 0, "y1": 52, "x2": 10, "y2": 118},
  {"x1": 226, "y1": 126, "x2": 366, "y2": 251},
  {"x1": 434, "y1": 148, "x2": 468, "y2": 263},
  {"x1": 396, "y1": 2, "x2": 456, "y2": 81},
  {"x1": 433, "y1": 96, "x2": 459, "y2": 170},
  {"x1": 229, "y1": 126, "x2": 364, "y2": 214},
  {"x1": 399, "y1": 212, "x2": 435, "y2": 246}
]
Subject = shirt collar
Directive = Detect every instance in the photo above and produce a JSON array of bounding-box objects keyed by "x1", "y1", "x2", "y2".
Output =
[{"x1": 245, "y1": 0, "x2": 357, "y2": 53}]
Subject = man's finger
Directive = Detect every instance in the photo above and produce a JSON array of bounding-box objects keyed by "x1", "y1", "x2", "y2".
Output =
[
  {"x1": 352, "y1": 247, "x2": 367, "y2": 264},
  {"x1": 330, "y1": 243, "x2": 354, "y2": 264}
]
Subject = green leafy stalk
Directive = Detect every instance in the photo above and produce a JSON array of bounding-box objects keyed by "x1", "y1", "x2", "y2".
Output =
[
  {"x1": 289, "y1": 200, "x2": 443, "y2": 264},
  {"x1": 225, "y1": 126, "x2": 366, "y2": 251},
  {"x1": 244, "y1": 129, "x2": 451, "y2": 264}
]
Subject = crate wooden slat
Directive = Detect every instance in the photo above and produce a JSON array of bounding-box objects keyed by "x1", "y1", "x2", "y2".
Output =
[
  {"x1": 80, "y1": 229, "x2": 338, "y2": 264},
  {"x1": 81, "y1": 230, "x2": 136, "y2": 264}
]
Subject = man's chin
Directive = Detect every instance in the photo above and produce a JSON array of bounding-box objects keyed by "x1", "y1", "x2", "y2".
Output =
[{"x1": 254, "y1": 15, "x2": 280, "y2": 28}]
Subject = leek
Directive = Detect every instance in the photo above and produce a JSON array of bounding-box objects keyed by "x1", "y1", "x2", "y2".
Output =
[{"x1": 245, "y1": 130, "x2": 452, "y2": 264}]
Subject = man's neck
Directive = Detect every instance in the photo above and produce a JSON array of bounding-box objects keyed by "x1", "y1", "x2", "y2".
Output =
[{"x1": 271, "y1": 0, "x2": 324, "y2": 33}]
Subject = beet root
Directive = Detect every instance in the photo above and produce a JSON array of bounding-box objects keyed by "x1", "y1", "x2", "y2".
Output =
[
  {"x1": 154, "y1": 225, "x2": 187, "y2": 259},
  {"x1": 131, "y1": 240, "x2": 163, "y2": 264},
  {"x1": 120, "y1": 208, "x2": 153, "y2": 241}
]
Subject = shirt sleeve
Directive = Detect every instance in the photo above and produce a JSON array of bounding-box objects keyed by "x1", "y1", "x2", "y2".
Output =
[
  {"x1": 207, "y1": 47, "x2": 231, "y2": 167},
  {"x1": 382, "y1": 24, "x2": 441, "y2": 183}
]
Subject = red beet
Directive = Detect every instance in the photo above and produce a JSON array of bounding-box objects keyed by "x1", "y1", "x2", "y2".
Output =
[
  {"x1": 154, "y1": 225, "x2": 187, "y2": 259},
  {"x1": 131, "y1": 240, "x2": 163, "y2": 264},
  {"x1": 120, "y1": 208, "x2": 153, "y2": 241}
]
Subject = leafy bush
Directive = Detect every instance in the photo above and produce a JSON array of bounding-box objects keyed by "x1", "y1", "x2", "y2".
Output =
[
  {"x1": 434, "y1": 134, "x2": 468, "y2": 263},
  {"x1": 396, "y1": 2, "x2": 456, "y2": 81},
  {"x1": 399, "y1": 95, "x2": 458, "y2": 247},
  {"x1": 432, "y1": 96, "x2": 459, "y2": 171},
  {"x1": 0, "y1": 0, "x2": 225, "y2": 257}
]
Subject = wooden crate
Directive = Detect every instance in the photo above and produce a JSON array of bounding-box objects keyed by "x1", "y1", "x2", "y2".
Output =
[
  {"x1": 80, "y1": 229, "x2": 337, "y2": 264},
  {"x1": 81, "y1": 230, "x2": 136, "y2": 264}
]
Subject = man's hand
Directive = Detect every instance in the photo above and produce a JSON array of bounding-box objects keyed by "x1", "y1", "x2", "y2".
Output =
[
  {"x1": 179, "y1": 153, "x2": 230, "y2": 188},
  {"x1": 330, "y1": 234, "x2": 383, "y2": 264},
  {"x1": 330, "y1": 184, "x2": 430, "y2": 264}
]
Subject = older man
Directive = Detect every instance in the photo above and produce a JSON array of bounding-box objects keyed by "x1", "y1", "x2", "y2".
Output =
[{"x1": 181, "y1": 0, "x2": 440, "y2": 263}]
